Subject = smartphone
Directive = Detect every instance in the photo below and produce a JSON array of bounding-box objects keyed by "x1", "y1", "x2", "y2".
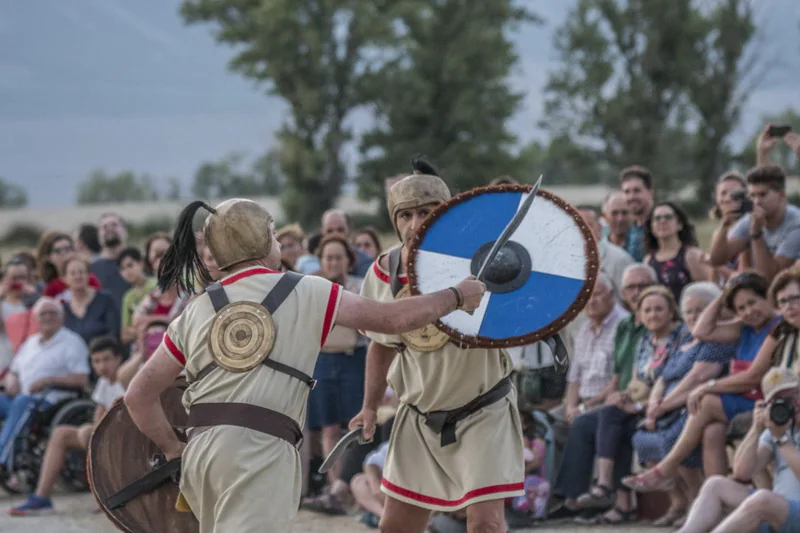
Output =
[{"x1": 768, "y1": 124, "x2": 792, "y2": 138}]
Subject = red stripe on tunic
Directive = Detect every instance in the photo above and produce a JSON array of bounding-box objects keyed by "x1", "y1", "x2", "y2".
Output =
[
  {"x1": 220, "y1": 267, "x2": 279, "y2": 286},
  {"x1": 163, "y1": 333, "x2": 186, "y2": 366},
  {"x1": 381, "y1": 478, "x2": 524, "y2": 507},
  {"x1": 320, "y1": 283, "x2": 341, "y2": 347},
  {"x1": 372, "y1": 262, "x2": 408, "y2": 285}
]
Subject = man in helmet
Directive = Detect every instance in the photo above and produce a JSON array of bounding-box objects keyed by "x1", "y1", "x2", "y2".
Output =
[
  {"x1": 121, "y1": 198, "x2": 486, "y2": 533},
  {"x1": 350, "y1": 160, "x2": 525, "y2": 533}
]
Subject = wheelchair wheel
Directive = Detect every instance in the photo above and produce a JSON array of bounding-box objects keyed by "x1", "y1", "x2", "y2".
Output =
[{"x1": 49, "y1": 398, "x2": 96, "y2": 492}]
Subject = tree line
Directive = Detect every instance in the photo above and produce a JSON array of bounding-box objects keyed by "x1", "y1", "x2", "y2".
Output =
[{"x1": 2, "y1": 0, "x2": 796, "y2": 230}]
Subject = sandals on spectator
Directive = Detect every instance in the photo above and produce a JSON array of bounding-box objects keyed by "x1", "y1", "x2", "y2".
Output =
[
  {"x1": 652, "y1": 507, "x2": 686, "y2": 527},
  {"x1": 576, "y1": 483, "x2": 615, "y2": 508},
  {"x1": 593, "y1": 506, "x2": 637, "y2": 525},
  {"x1": 621, "y1": 467, "x2": 675, "y2": 492},
  {"x1": 299, "y1": 492, "x2": 346, "y2": 516}
]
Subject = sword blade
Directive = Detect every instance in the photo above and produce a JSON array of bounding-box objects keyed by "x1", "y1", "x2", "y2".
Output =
[
  {"x1": 475, "y1": 175, "x2": 543, "y2": 281},
  {"x1": 318, "y1": 427, "x2": 371, "y2": 474}
]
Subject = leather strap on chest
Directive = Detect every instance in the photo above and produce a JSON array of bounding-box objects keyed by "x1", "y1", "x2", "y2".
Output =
[
  {"x1": 186, "y1": 272, "x2": 315, "y2": 388},
  {"x1": 388, "y1": 246, "x2": 404, "y2": 297}
]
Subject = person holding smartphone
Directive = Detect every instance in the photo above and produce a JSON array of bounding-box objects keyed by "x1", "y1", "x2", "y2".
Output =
[{"x1": 757, "y1": 123, "x2": 800, "y2": 166}]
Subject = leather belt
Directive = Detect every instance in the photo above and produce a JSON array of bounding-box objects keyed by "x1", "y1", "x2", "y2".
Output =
[
  {"x1": 407, "y1": 376, "x2": 512, "y2": 447},
  {"x1": 187, "y1": 402, "x2": 303, "y2": 448}
]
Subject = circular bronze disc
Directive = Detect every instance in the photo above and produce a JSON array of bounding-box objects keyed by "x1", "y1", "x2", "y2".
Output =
[
  {"x1": 395, "y1": 286, "x2": 449, "y2": 352},
  {"x1": 207, "y1": 301, "x2": 276, "y2": 372}
]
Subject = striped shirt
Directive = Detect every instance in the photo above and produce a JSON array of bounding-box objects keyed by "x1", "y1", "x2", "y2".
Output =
[{"x1": 568, "y1": 304, "x2": 629, "y2": 400}]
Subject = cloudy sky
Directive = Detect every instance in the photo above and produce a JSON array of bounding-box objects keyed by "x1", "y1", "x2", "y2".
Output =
[{"x1": 1, "y1": 0, "x2": 798, "y2": 206}]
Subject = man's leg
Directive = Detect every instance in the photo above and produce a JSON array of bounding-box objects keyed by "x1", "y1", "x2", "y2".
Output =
[
  {"x1": 677, "y1": 476, "x2": 751, "y2": 533},
  {"x1": 465, "y1": 499, "x2": 505, "y2": 533},
  {"x1": 34, "y1": 425, "x2": 86, "y2": 498},
  {"x1": 379, "y1": 495, "x2": 431, "y2": 533},
  {"x1": 552, "y1": 409, "x2": 599, "y2": 506},
  {"x1": 0, "y1": 395, "x2": 38, "y2": 466},
  {"x1": 711, "y1": 490, "x2": 790, "y2": 533}
]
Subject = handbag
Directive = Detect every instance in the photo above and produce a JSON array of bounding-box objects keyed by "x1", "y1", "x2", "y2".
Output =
[
  {"x1": 729, "y1": 359, "x2": 763, "y2": 401},
  {"x1": 513, "y1": 335, "x2": 569, "y2": 411},
  {"x1": 626, "y1": 376, "x2": 651, "y2": 403},
  {"x1": 321, "y1": 325, "x2": 359, "y2": 354}
]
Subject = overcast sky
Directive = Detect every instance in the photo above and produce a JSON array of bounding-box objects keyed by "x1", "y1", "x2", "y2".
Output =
[{"x1": 1, "y1": 0, "x2": 798, "y2": 206}]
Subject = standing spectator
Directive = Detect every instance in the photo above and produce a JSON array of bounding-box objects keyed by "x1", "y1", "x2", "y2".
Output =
[
  {"x1": 61, "y1": 256, "x2": 120, "y2": 346},
  {"x1": 320, "y1": 209, "x2": 372, "y2": 277},
  {"x1": 276, "y1": 224, "x2": 306, "y2": 269},
  {"x1": 709, "y1": 165, "x2": 800, "y2": 281},
  {"x1": 602, "y1": 192, "x2": 639, "y2": 261},
  {"x1": 644, "y1": 202, "x2": 712, "y2": 302},
  {"x1": 624, "y1": 271, "x2": 781, "y2": 491},
  {"x1": 9, "y1": 336, "x2": 125, "y2": 516},
  {"x1": 709, "y1": 172, "x2": 750, "y2": 284},
  {"x1": 73, "y1": 224, "x2": 101, "y2": 263},
  {"x1": 564, "y1": 273, "x2": 628, "y2": 421},
  {"x1": 295, "y1": 232, "x2": 323, "y2": 275},
  {"x1": 118, "y1": 248, "x2": 157, "y2": 345},
  {"x1": 38, "y1": 232, "x2": 101, "y2": 300},
  {"x1": 619, "y1": 166, "x2": 655, "y2": 261},
  {"x1": 0, "y1": 298, "x2": 89, "y2": 470},
  {"x1": 91, "y1": 212, "x2": 131, "y2": 308},
  {"x1": 677, "y1": 368, "x2": 800, "y2": 533},
  {"x1": 1, "y1": 255, "x2": 38, "y2": 318},
  {"x1": 302, "y1": 235, "x2": 367, "y2": 515},
  {"x1": 757, "y1": 122, "x2": 800, "y2": 166},
  {"x1": 143, "y1": 232, "x2": 171, "y2": 277},
  {"x1": 352, "y1": 227, "x2": 382, "y2": 262},
  {"x1": 579, "y1": 206, "x2": 634, "y2": 299}
]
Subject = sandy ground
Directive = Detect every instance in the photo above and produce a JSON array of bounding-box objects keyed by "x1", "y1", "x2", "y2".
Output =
[{"x1": 0, "y1": 490, "x2": 666, "y2": 533}]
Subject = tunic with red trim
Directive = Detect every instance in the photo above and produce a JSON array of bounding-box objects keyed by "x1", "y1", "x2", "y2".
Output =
[
  {"x1": 360, "y1": 252, "x2": 524, "y2": 512},
  {"x1": 161, "y1": 266, "x2": 342, "y2": 430}
]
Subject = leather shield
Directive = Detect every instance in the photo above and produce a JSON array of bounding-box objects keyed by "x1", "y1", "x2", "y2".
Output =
[{"x1": 88, "y1": 378, "x2": 199, "y2": 533}]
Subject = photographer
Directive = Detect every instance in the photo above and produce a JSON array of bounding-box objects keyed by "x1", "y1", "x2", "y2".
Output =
[
  {"x1": 677, "y1": 368, "x2": 800, "y2": 533},
  {"x1": 708, "y1": 164, "x2": 800, "y2": 282}
]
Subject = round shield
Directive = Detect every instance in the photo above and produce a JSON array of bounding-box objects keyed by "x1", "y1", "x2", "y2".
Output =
[
  {"x1": 395, "y1": 285, "x2": 450, "y2": 352},
  {"x1": 207, "y1": 301, "x2": 276, "y2": 372},
  {"x1": 88, "y1": 378, "x2": 198, "y2": 533},
  {"x1": 407, "y1": 184, "x2": 599, "y2": 348}
]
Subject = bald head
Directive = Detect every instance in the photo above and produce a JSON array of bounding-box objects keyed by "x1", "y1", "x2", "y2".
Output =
[
  {"x1": 321, "y1": 209, "x2": 351, "y2": 237},
  {"x1": 602, "y1": 192, "x2": 632, "y2": 239}
]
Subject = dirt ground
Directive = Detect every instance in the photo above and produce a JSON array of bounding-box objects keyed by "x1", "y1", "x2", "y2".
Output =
[{"x1": 0, "y1": 490, "x2": 666, "y2": 533}]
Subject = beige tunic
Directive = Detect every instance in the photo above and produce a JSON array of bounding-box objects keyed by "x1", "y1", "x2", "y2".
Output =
[
  {"x1": 361, "y1": 255, "x2": 524, "y2": 512},
  {"x1": 161, "y1": 266, "x2": 342, "y2": 533}
]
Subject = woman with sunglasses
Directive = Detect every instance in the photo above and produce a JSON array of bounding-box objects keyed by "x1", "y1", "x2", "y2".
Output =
[
  {"x1": 643, "y1": 202, "x2": 712, "y2": 304},
  {"x1": 624, "y1": 271, "x2": 780, "y2": 491},
  {"x1": 36, "y1": 232, "x2": 102, "y2": 300}
]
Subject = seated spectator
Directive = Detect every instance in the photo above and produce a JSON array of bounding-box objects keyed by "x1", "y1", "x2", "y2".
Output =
[
  {"x1": 1, "y1": 255, "x2": 39, "y2": 318},
  {"x1": 708, "y1": 171, "x2": 750, "y2": 284},
  {"x1": 351, "y1": 441, "x2": 390, "y2": 529},
  {"x1": 118, "y1": 248, "x2": 157, "y2": 345},
  {"x1": 624, "y1": 271, "x2": 780, "y2": 491},
  {"x1": 9, "y1": 336, "x2": 125, "y2": 516},
  {"x1": 143, "y1": 232, "x2": 171, "y2": 277},
  {"x1": 550, "y1": 263, "x2": 656, "y2": 521},
  {"x1": 630, "y1": 282, "x2": 736, "y2": 526},
  {"x1": 295, "y1": 232, "x2": 323, "y2": 274},
  {"x1": 276, "y1": 224, "x2": 306, "y2": 269},
  {"x1": 37, "y1": 232, "x2": 101, "y2": 300},
  {"x1": 579, "y1": 206, "x2": 634, "y2": 301},
  {"x1": 131, "y1": 282, "x2": 188, "y2": 344},
  {"x1": 677, "y1": 368, "x2": 800, "y2": 533},
  {"x1": 618, "y1": 166, "x2": 656, "y2": 261},
  {"x1": 709, "y1": 164, "x2": 800, "y2": 281},
  {"x1": 0, "y1": 298, "x2": 89, "y2": 470},
  {"x1": 61, "y1": 256, "x2": 120, "y2": 346},
  {"x1": 563, "y1": 273, "x2": 628, "y2": 422},
  {"x1": 575, "y1": 286, "x2": 690, "y2": 525},
  {"x1": 602, "y1": 192, "x2": 639, "y2": 262},
  {"x1": 644, "y1": 202, "x2": 712, "y2": 302},
  {"x1": 508, "y1": 411, "x2": 550, "y2": 521},
  {"x1": 352, "y1": 227, "x2": 382, "y2": 262}
]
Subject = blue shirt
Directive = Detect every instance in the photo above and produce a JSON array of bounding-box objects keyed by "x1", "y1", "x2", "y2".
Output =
[
  {"x1": 736, "y1": 316, "x2": 782, "y2": 362},
  {"x1": 602, "y1": 224, "x2": 645, "y2": 262}
]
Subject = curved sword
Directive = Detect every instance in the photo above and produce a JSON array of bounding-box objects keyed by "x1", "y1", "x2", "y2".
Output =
[
  {"x1": 475, "y1": 175, "x2": 544, "y2": 281},
  {"x1": 318, "y1": 426, "x2": 372, "y2": 474}
]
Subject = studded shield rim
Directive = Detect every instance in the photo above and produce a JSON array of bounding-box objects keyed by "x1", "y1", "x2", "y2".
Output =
[
  {"x1": 207, "y1": 301, "x2": 276, "y2": 372},
  {"x1": 406, "y1": 183, "x2": 599, "y2": 349}
]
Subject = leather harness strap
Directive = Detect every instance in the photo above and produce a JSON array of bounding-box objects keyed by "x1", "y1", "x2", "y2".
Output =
[
  {"x1": 187, "y1": 272, "x2": 315, "y2": 387},
  {"x1": 388, "y1": 246, "x2": 404, "y2": 297}
]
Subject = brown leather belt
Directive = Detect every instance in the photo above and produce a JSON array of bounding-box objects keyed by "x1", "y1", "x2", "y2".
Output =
[{"x1": 187, "y1": 402, "x2": 303, "y2": 447}]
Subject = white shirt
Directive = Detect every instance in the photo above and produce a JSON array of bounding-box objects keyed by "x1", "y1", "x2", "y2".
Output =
[
  {"x1": 11, "y1": 328, "x2": 90, "y2": 404},
  {"x1": 91, "y1": 377, "x2": 126, "y2": 408},
  {"x1": 364, "y1": 442, "x2": 390, "y2": 471}
]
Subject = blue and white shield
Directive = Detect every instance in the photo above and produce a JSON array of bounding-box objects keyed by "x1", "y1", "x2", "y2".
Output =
[{"x1": 407, "y1": 184, "x2": 599, "y2": 348}]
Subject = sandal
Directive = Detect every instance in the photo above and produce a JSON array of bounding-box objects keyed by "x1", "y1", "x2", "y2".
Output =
[
  {"x1": 593, "y1": 506, "x2": 637, "y2": 525},
  {"x1": 576, "y1": 484, "x2": 615, "y2": 509},
  {"x1": 299, "y1": 493, "x2": 346, "y2": 516},
  {"x1": 622, "y1": 467, "x2": 675, "y2": 493},
  {"x1": 652, "y1": 507, "x2": 686, "y2": 527}
]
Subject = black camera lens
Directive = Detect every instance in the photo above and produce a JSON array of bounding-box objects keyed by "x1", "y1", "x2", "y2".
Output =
[{"x1": 770, "y1": 398, "x2": 795, "y2": 426}]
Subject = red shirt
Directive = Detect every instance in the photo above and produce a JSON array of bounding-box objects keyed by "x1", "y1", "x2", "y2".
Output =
[{"x1": 43, "y1": 275, "x2": 102, "y2": 298}]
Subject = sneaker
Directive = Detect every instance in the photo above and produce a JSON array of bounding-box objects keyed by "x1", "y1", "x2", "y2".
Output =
[
  {"x1": 358, "y1": 511, "x2": 380, "y2": 528},
  {"x1": 9, "y1": 495, "x2": 54, "y2": 516}
]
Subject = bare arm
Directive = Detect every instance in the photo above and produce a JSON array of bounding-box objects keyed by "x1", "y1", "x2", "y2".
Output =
[
  {"x1": 686, "y1": 247, "x2": 712, "y2": 282},
  {"x1": 362, "y1": 341, "x2": 396, "y2": 412},
  {"x1": 751, "y1": 237, "x2": 793, "y2": 281},
  {"x1": 596, "y1": 374, "x2": 620, "y2": 403},
  {"x1": 42, "y1": 374, "x2": 89, "y2": 389},
  {"x1": 3, "y1": 372, "x2": 20, "y2": 396},
  {"x1": 565, "y1": 381, "x2": 580, "y2": 411},
  {"x1": 116, "y1": 350, "x2": 145, "y2": 389},
  {"x1": 707, "y1": 335, "x2": 777, "y2": 395},
  {"x1": 733, "y1": 427, "x2": 772, "y2": 481},
  {"x1": 692, "y1": 295, "x2": 741, "y2": 345},
  {"x1": 336, "y1": 289, "x2": 458, "y2": 334},
  {"x1": 778, "y1": 441, "x2": 800, "y2": 481},
  {"x1": 658, "y1": 362, "x2": 723, "y2": 412},
  {"x1": 92, "y1": 404, "x2": 107, "y2": 425},
  {"x1": 124, "y1": 346, "x2": 184, "y2": 460},
  {"x1": 709, "y1": 221, "x2": 746, "y2": 267}
]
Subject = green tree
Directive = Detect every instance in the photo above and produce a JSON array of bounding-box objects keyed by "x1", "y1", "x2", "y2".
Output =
[
  {"x1": 543, "y1": 0, "x2": 757, "y2": 202},
  {"x1": 0, "y1": 177, "x2": 28, "y2": 207},
  {"x1": 181, "y1": 0, "x2": 401, "y2": 229},
  {"x1": 251, "y1": 148, "x2": 285, "y2": 196},
  {"x1": 516, "y1": 135, "x2": 610, "y2": 186},
  {"x1": 191, "y1": 153, "x2": 263, "y2": 199},
  {"x1": 358, "y1": 1, "x2": 536, "y2": 199},
  {"x1": 165, "y1": 177, "x2": 182, "y2": 201},
  {"x1": 735, "y1": 109, "x2": 800, "y2": 175},
  {"x1": 76, "y1": 170, "x2": 159, "y2": 205}
]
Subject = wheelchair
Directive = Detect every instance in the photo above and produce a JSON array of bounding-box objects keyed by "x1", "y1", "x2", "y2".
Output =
[{"x1": 0, "y1": 385, "x2": 96, "y2": 494}]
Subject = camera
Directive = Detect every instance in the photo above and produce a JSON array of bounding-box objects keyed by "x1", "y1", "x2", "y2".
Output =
[
  {"x1": 770, "y1": 398, "x2": 796, "y2": 426},
  {"x1": 729, "y1": 189, "x2": 753, "y2": 214}
]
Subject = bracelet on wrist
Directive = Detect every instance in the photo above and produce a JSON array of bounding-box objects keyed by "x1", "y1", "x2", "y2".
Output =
[
  {"x1": 447, "y1": 287, "x2": 464, "y2": 309},
  {"x1": 750, "y1": 231, "x2": 763, "y2": 240}
]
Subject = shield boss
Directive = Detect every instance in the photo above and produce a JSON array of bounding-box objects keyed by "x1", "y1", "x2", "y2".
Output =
[
  {"x1": 395, "y1": 286, "x2": 449, "y2": 352},
  {"x1": 208, "y1": 301, "x2": 276, "y2": 372}
]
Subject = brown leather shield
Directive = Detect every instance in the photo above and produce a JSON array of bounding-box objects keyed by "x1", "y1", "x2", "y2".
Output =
[{"x1": 88, "y1": 378, "x2": 199, "y2": 533}]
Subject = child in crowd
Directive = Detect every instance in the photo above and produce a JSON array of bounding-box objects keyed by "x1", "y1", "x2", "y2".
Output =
[
  {"x1": 9, "y1": 336, "x2": 126, "y2": 516},
  {"x1": 351, "y1": 441, "x2": 389, "y2": 529},
  {"x1": 508, "y1": 412, "x2": 550, "y2": 520}
]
